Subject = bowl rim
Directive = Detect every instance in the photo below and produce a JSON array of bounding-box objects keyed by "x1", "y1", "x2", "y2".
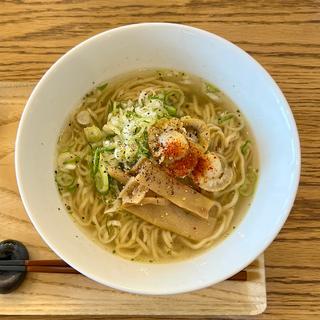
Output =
[{"x1": 15, "y1": 22, "x2": 301, "y2": 295}]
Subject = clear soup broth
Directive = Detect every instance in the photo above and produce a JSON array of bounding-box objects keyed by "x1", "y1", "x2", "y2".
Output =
[{"x1": 55, "y1": 69, "x2": 258, "y2": 263}]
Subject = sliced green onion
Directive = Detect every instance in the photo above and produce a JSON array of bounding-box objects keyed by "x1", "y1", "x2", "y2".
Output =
[
  {"x1": 103, "y1": 145, "x2": 116, "y2": 151},
  {"x1": 92, "y1": 145, "x2": 115, "y2": 176},
  {"x1": 95, "y1": 154, "x2": 109, "y2": 194},
  {"x1": 55, "y1": 171, "x2": 75, "y2": 187},
  {"x1": 76, "y1": 110, "x2": 91, "y2": 126},
  {"x1": 95, "y1": 171, "x2": 108, "y2": 193},
  {"x1": 84, "y1": 125, "x2": 103, "y2": 143},
  {"x1": 151, "y1": 93, "x2": 165, "y2": 100},
  {"x1": 126, "y1": 110, "x2": 136, "y2": 118},
  {"x1": 97, "y1": 82, "x2": 108, "y2": 91},
  {"x1": 136, "y1": 131, "x2": 150, "y2": 157},
  {"x1": 218, "y1": 114, "x2": 233, "y2": 124},
  {"x1": 205, "y1": 82, "x2": 220, "y2": 93},
  {"x1": 112, "y1": 101, "x2": 118, "y2": 112},
  {"x1": 57, "y1": 152, "x2": 79, "y2": 170},
  {"x1": 92, "y1": 148, "x2": 101, "y2": 175},
  {"x1": 137, "y1": 143, "x2": 150, "y2": 157},
  {"x1": 67, "y1": 184, "x2": 78, "y2": 193},
  {"x1": 241, "y1": 140, "x2": 251, "y2": 155},
  {"x1": 165, "y1": 105, "x2": 177, "y2": 116}
]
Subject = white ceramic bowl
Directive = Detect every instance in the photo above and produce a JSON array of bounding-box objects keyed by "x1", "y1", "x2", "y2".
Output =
[{"x1": 15, "y1": 23, "x2": 300, "y2": 295}]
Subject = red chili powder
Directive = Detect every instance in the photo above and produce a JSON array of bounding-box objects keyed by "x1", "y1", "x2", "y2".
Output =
[
  {"x1": 191, "y1": 154, "x2": 211, "y2": 183},
  {"x1": 166, "y1": 144, "x2": 201, "y2": 177},
  {"x1": 163, "y1": 140, "x2": 187, "y2": 160}
]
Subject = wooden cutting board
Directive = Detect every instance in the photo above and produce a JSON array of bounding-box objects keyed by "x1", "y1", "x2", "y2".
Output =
[{"x1": 0, "y1": 82, "x2": 266, "y2": 316}]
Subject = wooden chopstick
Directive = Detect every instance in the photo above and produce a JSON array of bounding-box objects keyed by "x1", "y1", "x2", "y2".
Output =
[
  {"x1": 228, "y1": 270, "x2": 247, "y2": 281},
  {"x1": 0, "y1": 260, "x2": 78, "y2": 273},
  {"x1": 0, "y1": 259, "x2": 69, "y2": 267},
  {"x1": 0, "y1": 260, "x2": 247, "y2": 280},
  {"x1": 0, "y1": 265, "x2": 79, "y2": 273}
]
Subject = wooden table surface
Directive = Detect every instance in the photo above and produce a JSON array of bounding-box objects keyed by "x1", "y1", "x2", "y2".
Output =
[{"x1": 1, "y1": 0, "x2": 319, "y2": 319}]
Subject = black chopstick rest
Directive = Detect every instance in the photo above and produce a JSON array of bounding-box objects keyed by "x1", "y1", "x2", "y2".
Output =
[{"x1": 0, "y1": 240, "x2": 29, "y2": 294}]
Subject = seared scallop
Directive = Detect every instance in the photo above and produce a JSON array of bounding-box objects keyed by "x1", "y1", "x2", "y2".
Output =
[
  {"x1": 192, "y1": 152, "x2": 233, "y2": 192},
  {"x1": 181, "y1": 116, "x2": 210, "y2": 152},
  {"x1": 148, "y1": 118, "x2": 187, "y2": 163}
]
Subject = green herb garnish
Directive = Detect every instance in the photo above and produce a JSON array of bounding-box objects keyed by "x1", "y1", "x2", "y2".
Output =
[
  {"x1": 97, "y1": 82, "x2": 108, "y2": 91},
  {"x1": 241, "y1": 140, "x2": 251, "y2": 155},
  {"x1": 206, "y1": 82, "x2": 220, "y2": 94},
  {"x1": 218, "y1": 114, "x2": 233, "y2": 124},
  {"x1": 165, "y1": 105, "x2": 177, "y2": 116}
]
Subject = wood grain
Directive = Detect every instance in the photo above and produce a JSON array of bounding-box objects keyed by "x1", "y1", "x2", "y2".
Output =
[{"x1": 0, "y1": 0, "x2": 320, "y2": 319}]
